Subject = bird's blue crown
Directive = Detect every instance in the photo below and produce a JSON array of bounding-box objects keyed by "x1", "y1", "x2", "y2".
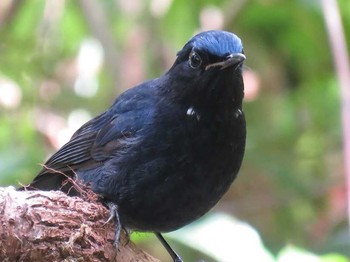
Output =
[{"x1": 186, "y1": 30, "x2": 243, "y2": 57}]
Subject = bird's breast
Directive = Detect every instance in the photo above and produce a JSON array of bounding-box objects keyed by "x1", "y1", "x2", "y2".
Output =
[{"x1": 114, "y1": 102, "x2": 246, "y2": 232}]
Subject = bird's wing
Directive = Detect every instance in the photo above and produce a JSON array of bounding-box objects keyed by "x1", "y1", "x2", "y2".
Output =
[
  {"x1": 33, "y1": 85, "x2": 156, "y2": 180},
  {"x1": 39, "y1": 111, "x2": 113, "y2": 172}
]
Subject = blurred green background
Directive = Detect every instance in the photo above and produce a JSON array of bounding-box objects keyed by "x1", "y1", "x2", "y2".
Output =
[{"x1": 0, "y1": 0, "x2": 349, "y2": 261}]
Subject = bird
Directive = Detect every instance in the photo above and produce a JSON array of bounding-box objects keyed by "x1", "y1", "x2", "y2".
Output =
[{"x1": 24, "y1": 30, "x2": 246, "y2": 262}]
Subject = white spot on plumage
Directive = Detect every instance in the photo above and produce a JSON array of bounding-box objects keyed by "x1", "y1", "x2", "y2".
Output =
[
  {"x1": 187, "y1": 106, "x2": 200, "y2": 121},
  {"x1": 234, "y1": 109, "x2": 242, "y2": 119}
]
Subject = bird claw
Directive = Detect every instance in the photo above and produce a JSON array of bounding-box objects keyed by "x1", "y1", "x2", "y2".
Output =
[{"x1": 104, "y1": 202, "x2": 122, "y2": 249}]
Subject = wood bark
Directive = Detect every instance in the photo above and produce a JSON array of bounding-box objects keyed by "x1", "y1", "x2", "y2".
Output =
[{"x1": 0, "y1": 186, "x2": 159, "y2": 262}]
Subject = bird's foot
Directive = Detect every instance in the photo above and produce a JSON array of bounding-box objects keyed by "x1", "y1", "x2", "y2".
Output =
[
  {"x1": 155, "y1": 232, "x2": 183, "y2": 262},
  {"x1": 104, "y1": 202, "x2": 122, "y2": 249}
]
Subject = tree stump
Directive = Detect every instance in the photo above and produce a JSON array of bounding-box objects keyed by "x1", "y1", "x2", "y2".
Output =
[{"x1": 0, "y1": 186, "x2": 159, "y2": 262}]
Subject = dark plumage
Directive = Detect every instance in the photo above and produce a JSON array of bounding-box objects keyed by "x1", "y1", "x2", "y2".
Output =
[{"x1": 26, "y1": 30, "x2": 246, "y2": 261}]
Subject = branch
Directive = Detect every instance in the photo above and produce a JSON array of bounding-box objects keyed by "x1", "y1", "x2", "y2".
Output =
[
  {"x1": 77, "y1": 0, "x2": 122, "y2": 90},
  {"x1": 321, "y1": 0, "x2": 350, "y2": 228},
  {"x1": 0, "y1": 186, "x2": 159, "y2": 262}
]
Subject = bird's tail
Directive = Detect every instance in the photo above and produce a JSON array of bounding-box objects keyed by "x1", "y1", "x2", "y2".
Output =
[{"x1": 18, "y1": 167, "x2": 79, "y2": 195}]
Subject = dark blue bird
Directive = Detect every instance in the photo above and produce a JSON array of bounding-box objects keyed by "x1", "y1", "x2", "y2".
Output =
[{"x1": 25, "y1": 30, "x2": 246, "y2": 261}]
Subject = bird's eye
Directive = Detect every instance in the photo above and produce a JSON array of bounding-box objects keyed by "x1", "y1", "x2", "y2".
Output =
[{"x1": 188, "y1": 51, "x2": 202, "y2": 69}]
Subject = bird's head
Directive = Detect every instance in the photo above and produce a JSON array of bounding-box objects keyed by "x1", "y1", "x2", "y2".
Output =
[{"x1": 165, "y1": 30, "x2": 246, "y2": 105}]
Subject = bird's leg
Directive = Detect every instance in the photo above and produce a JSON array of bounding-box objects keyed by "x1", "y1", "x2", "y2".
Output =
[
  {"x1": 155, "y1": 232, "x2": 183, "y2": 262},
  {"x1": 123, "y1": 227, "x2": 131, "y2": 245},
  {"x1": 104, "y1": 202, "x2": 122, "y2": 249}
]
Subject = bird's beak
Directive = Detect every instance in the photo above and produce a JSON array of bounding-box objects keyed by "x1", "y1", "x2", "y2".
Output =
[{"x1": 205, "y1": 53, "x2": 246, "y2": 71}]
